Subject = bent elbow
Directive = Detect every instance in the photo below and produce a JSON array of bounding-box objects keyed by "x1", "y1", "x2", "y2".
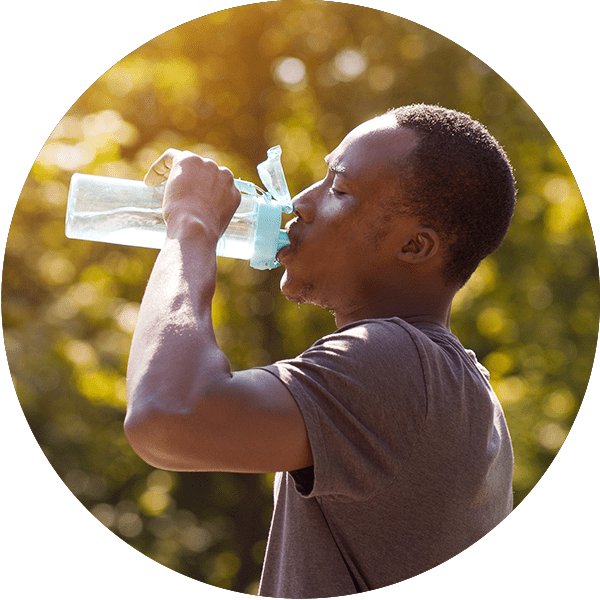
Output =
[
  {"x1": 123, "y1": 380, "x2": 235, "y2": 471},
  {"x1": 123, "y1": 405, "x2": 177, "y2": 470}
]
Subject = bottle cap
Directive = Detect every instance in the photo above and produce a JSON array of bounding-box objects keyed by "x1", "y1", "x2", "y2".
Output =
[{"x1": 257, "y1": 146, "x2": 293, "y2": 213}]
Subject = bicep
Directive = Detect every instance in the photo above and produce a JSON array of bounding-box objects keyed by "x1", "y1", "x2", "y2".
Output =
[{"x1": 124, "y1": 368, "x2": 313, "y2": 473}]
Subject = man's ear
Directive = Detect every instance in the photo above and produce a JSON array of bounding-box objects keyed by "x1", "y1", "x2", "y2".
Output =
[{"x1": 397, "y1": 227, "x2": 439, "y2": 264}]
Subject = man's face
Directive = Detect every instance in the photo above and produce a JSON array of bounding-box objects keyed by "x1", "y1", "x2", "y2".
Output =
[{"x1": 276, "y1": 116, "x2": 421, "y2": 315}]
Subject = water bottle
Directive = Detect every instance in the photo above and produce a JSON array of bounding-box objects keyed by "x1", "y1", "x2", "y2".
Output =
[{"x1": 65, "y1": 146, "x2": 293, "y2": 270}]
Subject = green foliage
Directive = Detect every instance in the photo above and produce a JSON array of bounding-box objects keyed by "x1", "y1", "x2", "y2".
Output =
[{"x1": 3, "y1": 1, "x2": 597, "y2": 593}]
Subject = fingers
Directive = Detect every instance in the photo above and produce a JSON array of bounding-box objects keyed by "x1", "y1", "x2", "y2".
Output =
[
  {"x1": 144, "y1": 149, "x2": 240, "y2": 210},
  {"x1": 144, "y1": 149, "x2": 179, "y2": 187}
]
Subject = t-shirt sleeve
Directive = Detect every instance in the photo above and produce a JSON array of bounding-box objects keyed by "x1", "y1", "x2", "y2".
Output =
[{"x1": 259, "y1": 320, "x2": 428, "y2": 501}]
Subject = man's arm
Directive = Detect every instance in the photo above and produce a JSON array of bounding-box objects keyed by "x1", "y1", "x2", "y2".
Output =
[{"x1": 124, "y1": 150, "x2": 312, "y2": 473}]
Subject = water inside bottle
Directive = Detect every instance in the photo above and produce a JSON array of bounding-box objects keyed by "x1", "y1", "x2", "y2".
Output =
[
  {"x1": 216, "y1": 211, "x2": 255, "y2": 259},
  {"x1": 66, "y1": 206, "x2": 166, "y2": 249},
  {"x1": 67, "y1": 187, "x2": 259, "y2": 255}
]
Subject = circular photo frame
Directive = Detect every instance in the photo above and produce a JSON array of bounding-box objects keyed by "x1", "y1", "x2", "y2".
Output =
[{"x1": 3, "y1": 1, "x2": 598, "y2": 598}]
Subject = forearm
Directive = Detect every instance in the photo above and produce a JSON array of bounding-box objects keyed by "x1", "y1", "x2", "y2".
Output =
[{"x1": 125, "y1": 233, "x2": 231, "y2": 430}]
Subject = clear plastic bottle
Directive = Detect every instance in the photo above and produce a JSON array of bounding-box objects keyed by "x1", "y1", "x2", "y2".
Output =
[{"x1": 65, "y1": 146, "x2": 293, "y2": 269}]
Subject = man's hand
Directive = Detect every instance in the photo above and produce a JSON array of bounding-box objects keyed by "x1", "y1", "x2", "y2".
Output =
[{"x1": 145, "y1": 149, "x2": 241, "y2": 242}]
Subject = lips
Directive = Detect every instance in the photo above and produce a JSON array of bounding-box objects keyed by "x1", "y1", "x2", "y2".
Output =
[
  {"x1": 276, "y1": 244, "x2": 293, "y2": 262},
  {"x1": 276, "y1": 219, "x2": 300, "y2": 262}
]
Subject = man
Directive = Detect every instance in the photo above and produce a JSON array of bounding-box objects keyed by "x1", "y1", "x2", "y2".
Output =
[{"x1": 125, "y1": 104, "x2": 516, "y2": 597}]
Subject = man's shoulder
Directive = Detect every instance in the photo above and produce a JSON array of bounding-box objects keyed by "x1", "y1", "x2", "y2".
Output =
[
  {"x1": 283, "y1": 317, "x2": 437, "y2": 383},
  {"x1": 315, "y1": 317, "x2": 453, "y2": 353},
  {"x1": 263, "y1": 317, "x2": 463, "y2": 388},
  {"x1": 309, "y1": 317, "x2": 480, "y2": 383},
  {"x1": 310, "y1": 317, "x2": 420, "y2": 355}
]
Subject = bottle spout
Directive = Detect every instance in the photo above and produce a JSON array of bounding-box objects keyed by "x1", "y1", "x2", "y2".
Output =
[
  {"x1": 257, "y1": 146, "x2": 293, "y2": 213},
  {"x1": 276, "y1": 228, "x2": 290, "y2": 250}
]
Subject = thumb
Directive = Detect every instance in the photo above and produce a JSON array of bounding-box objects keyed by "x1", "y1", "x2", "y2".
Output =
[{"x1": 144, "y1": 149, "x2": 180, "y2": 187}]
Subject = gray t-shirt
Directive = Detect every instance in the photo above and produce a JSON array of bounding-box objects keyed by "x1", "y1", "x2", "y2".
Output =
[{"x1": 257, "y1": 317, "x2": 513, "y2": 598}]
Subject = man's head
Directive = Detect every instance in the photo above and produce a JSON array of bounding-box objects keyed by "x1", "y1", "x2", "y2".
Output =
[
  {"x1": 277, "y1": 114, "x2": 424, "y2": 319},
  {"x1": 277, "y1": 105, "x2": 516, "y2": 325},
  {"x1": 386, "y1": 104, "x2": 516, "y2": 288}
]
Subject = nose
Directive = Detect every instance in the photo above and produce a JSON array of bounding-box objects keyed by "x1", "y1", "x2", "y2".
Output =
[{"x1": 291, "y1": 181, "x2": 320, "y2": 224}]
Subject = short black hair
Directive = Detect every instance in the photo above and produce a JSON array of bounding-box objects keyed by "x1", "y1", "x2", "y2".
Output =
[{"x1": 387, "y1": 104, "x2": 516, "y2": 288}]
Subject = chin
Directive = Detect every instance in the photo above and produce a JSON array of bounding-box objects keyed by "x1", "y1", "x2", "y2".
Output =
[
  {"x1": 279, "y1": 270, "x2": 317, "y2": 305},
  {"x1": 279, "y1": 270, "x2": 295, "y2": 300}
]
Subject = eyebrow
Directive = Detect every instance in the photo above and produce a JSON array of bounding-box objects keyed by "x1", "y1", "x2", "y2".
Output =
[{"x1": 324, "y1": 156, "x2": 347, "y2": 175}]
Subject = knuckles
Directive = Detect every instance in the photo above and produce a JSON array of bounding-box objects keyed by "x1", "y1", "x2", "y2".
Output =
[
  {"x1": 179, "y1": 152, "x2": 217, "y2": 173},
  {"x1": 218, "y1": 166, "x2": 235, "y2": 185},
  {"x1": 165, "y1": 153, "x2": 240, "y2": 205},
  {"x1": 176, "y1": 154, "x2": 236, "y2": 189}
]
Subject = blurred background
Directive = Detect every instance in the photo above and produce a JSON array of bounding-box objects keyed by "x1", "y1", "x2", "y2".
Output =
[{"x1": 2, "y1": 0, "x2": 598, "y2": 594}]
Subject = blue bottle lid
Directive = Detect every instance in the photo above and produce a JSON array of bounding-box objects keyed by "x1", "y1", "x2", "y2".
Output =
[{"x1": 247, "y1": 146, "x2": 292, "y2": 269}]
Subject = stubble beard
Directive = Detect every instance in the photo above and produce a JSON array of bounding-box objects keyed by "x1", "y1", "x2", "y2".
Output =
[
  {"x1": 280, "y1": 273, "x2": 316, "y2": 305},
  {"x1": 280, "y1": 268, "x2": 334, "y2": 309}
]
